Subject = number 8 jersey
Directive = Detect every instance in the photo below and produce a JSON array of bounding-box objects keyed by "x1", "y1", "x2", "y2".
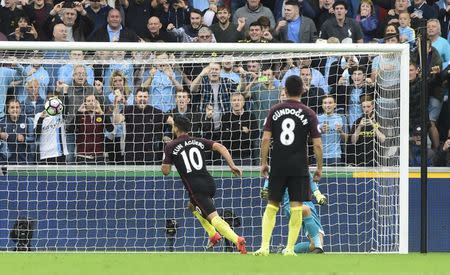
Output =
[
  {"x1": 264, "y1": 99, "x2": 321, "y2": 176},
  {"x1": 163, "y1": 134, "x2": 215, "y2": 181}
]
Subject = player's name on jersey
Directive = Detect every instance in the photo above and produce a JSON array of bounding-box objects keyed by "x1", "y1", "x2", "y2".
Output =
[
  {"x1": 172, "y1": 139, "x2": 205, "y2": 156},
  {"x1": 272, "y1": 108, "x2": 308, "y2": 125}
]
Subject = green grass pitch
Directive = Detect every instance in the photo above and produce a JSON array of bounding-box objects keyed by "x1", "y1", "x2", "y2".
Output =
[{"x1": 1, "y1": 253, "x2": 447, "y2": 275}]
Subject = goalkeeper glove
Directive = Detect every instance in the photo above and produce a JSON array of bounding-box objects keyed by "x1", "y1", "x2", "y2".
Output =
[
  {"x1": 260, "y1": 187, "x2": 269, "y2": 200},
  {"x1": 314, "y1": 190, "x2": 327, "y2": 205}
]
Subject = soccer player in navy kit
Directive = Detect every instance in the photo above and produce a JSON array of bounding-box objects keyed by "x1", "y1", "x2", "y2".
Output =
[
  {"x1": 161, "y1": 115, "x2": 247, "y2": 254},
  {"x1": 255, "y1": 75, "x2": 323, "y2": 256}
]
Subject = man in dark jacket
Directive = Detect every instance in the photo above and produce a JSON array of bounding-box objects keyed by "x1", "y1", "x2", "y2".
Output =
[
  {"x1": 113, "y1": 87, "x2": 165, "y2": 165},
  {"x1": 90, "y1": 8, "x2": 139, "y2": 42},
  {"x1": 220, "y1": 93, "x2": 259, "y2": 166},
  {"x1": 0, "y1": 99, "x2": 35, "y2": 164},
  {"x1": 46, "y1": 2, "x2": 94, "y2": 41}
]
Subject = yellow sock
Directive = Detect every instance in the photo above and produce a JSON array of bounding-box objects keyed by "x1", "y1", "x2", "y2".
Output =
[
  {"x1": 286, "y1": 206, "x2": 303, "y2": 251},
  {"x1": 261, "y1": 204, "x2": 279, "y2": 249},
  {"x1": 211, "y1": 216, "x2": 239, "y2": 244},
  {"x1": 192, "y1": 210, "x2": 216, "y2": 238}
]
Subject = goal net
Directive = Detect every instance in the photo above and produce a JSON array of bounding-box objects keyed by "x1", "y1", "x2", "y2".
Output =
[{"x1": 0, "y1": 42, "x2": 409, "y2": 253}]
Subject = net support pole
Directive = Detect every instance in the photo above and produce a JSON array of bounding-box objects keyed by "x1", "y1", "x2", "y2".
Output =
[
  {"x1": 419, "y1": 25, "x2": 429, "y2": 254},
  {"x1": 399, "y1": 46, "x2": 410, "y2": 254}
]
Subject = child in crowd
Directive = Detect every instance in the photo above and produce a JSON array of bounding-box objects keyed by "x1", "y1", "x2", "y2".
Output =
[{"x1": 398, "y1": 11, "x2": 416, "y2": 47}]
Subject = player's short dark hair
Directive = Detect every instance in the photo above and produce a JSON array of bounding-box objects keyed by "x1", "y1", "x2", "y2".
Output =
[
  {"x1": 249, "y1": 21, "x2": 262, "y2": 29},
  {"x1": 322, "y1": 94, "x2": 336, "y2": 102},
  {"x1": 7, "y1": 97, "x2": 21, "y2": 107},
  {"x1": 173, "y1": 114, "x2": 191, "y2": 133},
  {"x1": 333, "y1": 0, "x2": 348, "y2": 9},
  {"x1": 190, "y1": 8, "x2": 203, "y2": 17},
  {"x1": 217, "y1": 5, "x2": 229, "y2": 12},
  {"x1": 284, "y1": 0, "x2": 300, "y2": 7},
  {"x1": 285, "y1": 75, "x2": 303, "y2": 97},
  {"x1": 360, "y1": 94, "x2": 374, "y2": 103},
  {"x1": 349, "y1": 65, "x2": 367, "y2": 75},
  {"x1": 135, "y1": 87, "x2": 149, "y2": 94}
]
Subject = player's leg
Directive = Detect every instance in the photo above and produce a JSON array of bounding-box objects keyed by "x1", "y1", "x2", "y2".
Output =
[
  {"x1": 206, "y1": 211, "x2": 247, "y2": 254},
  {"x1": 302, "y1": 202, "x2": 324, "y2": 252},
  {"x1": 187, "y1": 201, "x2": 221, "y2": 248},
  {"x1": 285, "y1": 200, "x2": 302, "y2": 256},
  {"x1": 284, "y1": 176, "x2": 309, "y2": 256},
  {"x1": 254, "y1": 175, "x2": 285, "y2": 256},
  {"x1": 293, "y1": 205, "x2": 312, "y2": 253},
  {"x1": 309, "y1": 233, "x2": 325, "y2": 253},
  {"x1": 293, "y1": 203, "x2": 323, "y2": 253},
  {"x1": 188, "y1": 178, "x2": 226, "y2": 249}
]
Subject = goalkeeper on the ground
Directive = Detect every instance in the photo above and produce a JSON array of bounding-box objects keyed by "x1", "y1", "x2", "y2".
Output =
[{"x1": 261, "y1": 172, "x2": 326, "y2": 253}]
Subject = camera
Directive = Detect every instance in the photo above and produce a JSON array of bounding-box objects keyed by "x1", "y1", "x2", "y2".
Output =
[
  {"x1": 10, "y1": 218, "x2": 34, "y2": 251},
  {"x1": 165, "y1": 219, "x2": 178, "y2": 252},
  {"x1": 20, "y1": 27, "x2": 32, "y2": 33},
  {"x1": 165, "y1": 219, "x2": 178, "y2": 236}
]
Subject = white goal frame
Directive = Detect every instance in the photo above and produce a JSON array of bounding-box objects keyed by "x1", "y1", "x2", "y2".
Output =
[{"x1": 0, "y1": 42, "x2": 409, "y2": 253}]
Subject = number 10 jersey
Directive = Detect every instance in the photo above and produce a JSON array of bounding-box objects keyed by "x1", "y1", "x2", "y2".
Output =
[{"x1": 163, "y1": 134, "x2": 215, "y2": 182}]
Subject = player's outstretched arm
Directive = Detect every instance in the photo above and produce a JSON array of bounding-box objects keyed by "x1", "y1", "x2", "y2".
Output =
[
  {"x1": 212, "y1": 142, "x2": 242, "y2": 176},
  {"x1": 311, "y1": 137, "x2": 323, "y2": 182}
]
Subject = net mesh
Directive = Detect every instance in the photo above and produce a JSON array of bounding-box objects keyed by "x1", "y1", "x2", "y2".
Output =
[{"x1": 0, "y1": 46, "x2": 405, "y2": 252}]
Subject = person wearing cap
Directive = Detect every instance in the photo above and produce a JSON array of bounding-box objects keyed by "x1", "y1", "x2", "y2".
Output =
[
  {"x1": 409, "y1": 126, "x2": 436, "y2": 167},
  {"x1": 319, "y1": 0, "x2": 364, "y2": 43}
]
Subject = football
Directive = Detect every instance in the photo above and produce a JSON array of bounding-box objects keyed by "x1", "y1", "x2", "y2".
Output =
[{"x1": 44, "y1": 97, "x2": 64, "y2": 116}]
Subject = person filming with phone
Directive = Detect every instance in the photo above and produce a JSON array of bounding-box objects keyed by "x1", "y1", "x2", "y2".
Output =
[
  {"x1": 348, "y1": 95, "x2": 385, "y2": 166},
  {"x1": 7, "y1": 16, "x2": 37, "y2": 41}
]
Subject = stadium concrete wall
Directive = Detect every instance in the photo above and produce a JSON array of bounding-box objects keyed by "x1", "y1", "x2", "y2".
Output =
[{"x1": 0, "y1": 174, "x2": 448, "y2": 252}]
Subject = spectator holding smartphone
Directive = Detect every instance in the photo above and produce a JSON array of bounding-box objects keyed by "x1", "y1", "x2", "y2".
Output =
[{"x1": 7, "y1": 16, "x2": 38, "y2": 41}]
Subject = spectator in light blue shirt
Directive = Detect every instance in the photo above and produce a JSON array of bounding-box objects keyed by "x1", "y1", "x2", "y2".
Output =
[
  {"x1": 43, "y1": 51, "x2": 70, "y2": 89},
  {"x1": 142, "y1": 53, "x2": 183, "y2": 113},
  {"x1": 281, "y1": 58, "x2": 328, "y2": 92},
  {"x1": 220, "y1": 56, "x2": 241, "y2": 84},
  {"x1": 318, "y1": 95, "x2": 347, "y2": 165},
  {"x1": 19, "y1": 64, "x2": 49, "y2": 103},
  {"x1": 0, "y1": 64, "x2": 24, "y2": 118},
  {"x1": 57, "y1": 51, "x2": 95, "y2": 87},
  {"x1": 398, "y1": 11, "x2": 415, "y2": 47},
  {"x1": 347, "y1": 67, "x2": 372, "y2": 127},
  {"x1": 22, "y1": 79, "x2": 45, "y2": 119},
  {"x1": 427, "y1": 19, "x2": 450, "y2": 68},
  {"x1": 103, "y1": 51, "x2": 134, "y2": 96},
  {"x1": 189, "y1": 0, "x2": 212, "y2": 11}
]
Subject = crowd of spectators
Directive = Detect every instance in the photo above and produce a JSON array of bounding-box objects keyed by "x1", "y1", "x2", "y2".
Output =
[{"x1": 0, "y1": 0, "x2": 449, "y2": 167}]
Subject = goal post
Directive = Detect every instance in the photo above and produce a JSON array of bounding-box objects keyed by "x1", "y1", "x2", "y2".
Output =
[{"x1": 0, "y1": 42, "x2": 409, "y2": 253}]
